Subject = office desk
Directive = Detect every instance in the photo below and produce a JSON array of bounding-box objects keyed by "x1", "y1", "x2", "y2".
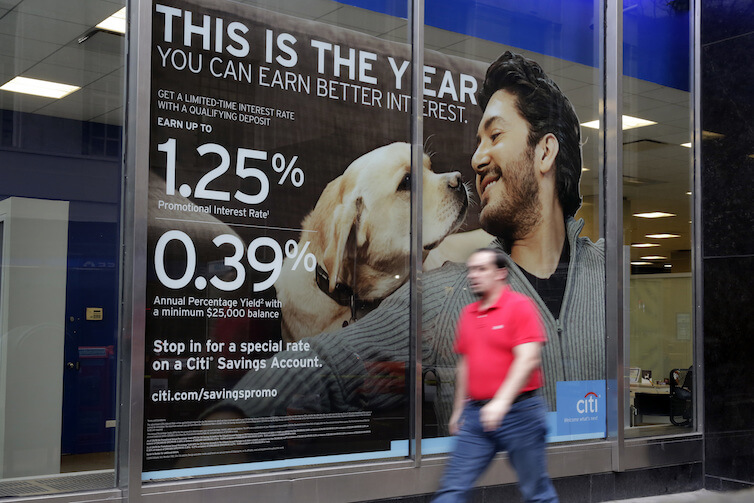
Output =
[
  {"x1": 630, "y1": 385, "x2": 670, "y2": 425},
  {"x1": 630, "y1": 384, "x2": 670, "y2": 395}
]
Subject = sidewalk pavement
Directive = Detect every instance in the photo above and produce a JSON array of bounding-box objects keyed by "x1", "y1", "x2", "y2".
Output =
[{"x1": 605, "y1": 488, "x2": 754, "y2": 502}]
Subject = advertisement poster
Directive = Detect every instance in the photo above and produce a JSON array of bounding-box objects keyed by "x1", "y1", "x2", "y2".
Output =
[{"x1": 145, "y1": 0, "x2": 485, "y2": 475}]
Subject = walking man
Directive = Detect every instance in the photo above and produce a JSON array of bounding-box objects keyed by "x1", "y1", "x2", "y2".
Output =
[{"x1": 432, "y1": 248, "x2": 558, "y2": 503}]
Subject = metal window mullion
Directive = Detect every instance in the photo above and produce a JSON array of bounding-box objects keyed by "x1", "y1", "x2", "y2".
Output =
[
  {"x1": 691, "y1": 0, "x2": 704, "y2": 441},
  {"x1": 602, "y1": 0, "x2": 625, "y2": 473},
  {"x1": 409, "y1": 0, "x2": 425, "y2": 465},
  {"x1": 120, "y1": 0, "x2": 152, "y2": 499}
]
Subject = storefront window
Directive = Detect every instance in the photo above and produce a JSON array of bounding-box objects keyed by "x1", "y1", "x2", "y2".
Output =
[
  {"x1": 0, "y1": 0, "x2": 705, "y2": 499},
  {"x1": 0, "y1": 0, "x2": 124, "y2": 497},
  {"x1": 143, "y1": 0, "x2": 416, "y2": 479},
  {"x1": 622, "y1": 0, "x2": 694, "y2": 436},
  {"x1": 420, "y1": 0, "x2": 606, "y2": 451}
]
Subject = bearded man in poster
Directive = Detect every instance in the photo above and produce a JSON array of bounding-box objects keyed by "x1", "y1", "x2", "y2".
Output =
[{"x1": 213, "y1": 51, "x2": 604, "y2": 437}]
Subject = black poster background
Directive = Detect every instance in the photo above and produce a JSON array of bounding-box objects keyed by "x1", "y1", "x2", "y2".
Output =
[{"x1": 145, "y1": 0, "x2": 486, "y2": 472}]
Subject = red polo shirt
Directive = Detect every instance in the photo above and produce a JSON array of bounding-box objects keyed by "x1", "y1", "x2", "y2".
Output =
[{"x1": 455, "y1": 286, "x2": 546, "y2": 400}]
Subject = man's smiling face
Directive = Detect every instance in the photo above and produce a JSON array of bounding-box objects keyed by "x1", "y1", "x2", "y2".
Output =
[{"x1": 472, "y1": 89, "x2": 542, "y2": 242}]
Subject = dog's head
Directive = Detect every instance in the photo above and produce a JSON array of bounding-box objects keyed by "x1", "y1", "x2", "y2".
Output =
[{"x1": 303, "y1": 142, "x2": 468, "y2": 300}]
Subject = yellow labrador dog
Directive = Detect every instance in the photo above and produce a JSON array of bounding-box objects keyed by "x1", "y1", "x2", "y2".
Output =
[{"x1": 276, "y1": 142, "x2": 469, "y2": 342}]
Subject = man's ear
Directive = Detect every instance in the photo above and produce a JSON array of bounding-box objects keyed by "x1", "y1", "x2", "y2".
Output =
[
  {"x1": 535, "y1": 133, "x2": 559, "y2": 175},
  {"x1": 499, "y1": 267, "x2": 509, "y2": 282}
]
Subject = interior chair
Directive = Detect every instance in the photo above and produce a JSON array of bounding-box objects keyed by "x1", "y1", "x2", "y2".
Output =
[{"x1": 669, "y1": 367, "x2": 693, "y2": 427}]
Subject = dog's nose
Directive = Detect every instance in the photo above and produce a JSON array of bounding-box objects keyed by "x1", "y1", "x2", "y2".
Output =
[{"x1": 447, "y1": 172, "x2": 463, "y2": 190}]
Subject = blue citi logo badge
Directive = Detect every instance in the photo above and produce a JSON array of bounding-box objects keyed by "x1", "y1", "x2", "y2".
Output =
[
  {"x1": 576, "y1": 391, "x2": 599, "y2": 414},
  {"x1": 555, "y1": 380, "x2": 606, "y2": 437}
]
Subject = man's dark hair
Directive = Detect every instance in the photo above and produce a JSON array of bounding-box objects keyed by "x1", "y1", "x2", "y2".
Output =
[
  {"x1": 478, "y1": 51, "x2": 582, "y2": 217},
  {"x1": 474, "y1": 247, "x2": 507, "y2": 270}
]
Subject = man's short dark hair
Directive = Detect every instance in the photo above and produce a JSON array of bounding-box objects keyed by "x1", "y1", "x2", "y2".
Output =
[
  {"x1": 474, "y1": 247, "x2": 507, "y2": 270},
  {"x1": 478, "y1": 51, "x2": 582, "y2": 217}
]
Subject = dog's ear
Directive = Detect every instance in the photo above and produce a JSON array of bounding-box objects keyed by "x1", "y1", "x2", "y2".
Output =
[
  {"x1": 321, "y1": 196, "x2": 363, "y2": 291},
  {"x1": 355, "y1": 199, "x2": 368, "y2": 248}
]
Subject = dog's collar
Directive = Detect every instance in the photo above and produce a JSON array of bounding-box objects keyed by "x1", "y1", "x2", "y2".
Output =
[
  {"x1": 315, "y1": 263, "x2": 381, "y2": 323},
  {"x1": 315, "y1": 263, "x2": 354, "y2": 306}
]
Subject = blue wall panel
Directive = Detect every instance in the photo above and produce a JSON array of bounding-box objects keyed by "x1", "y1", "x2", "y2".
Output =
[{"x1": 339, "y1": 0, "x2": 690, "y2": 91}]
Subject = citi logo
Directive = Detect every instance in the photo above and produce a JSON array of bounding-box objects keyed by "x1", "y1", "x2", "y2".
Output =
[{"x1": 577, "y1": 392, "x2": 599, "y2": 414}]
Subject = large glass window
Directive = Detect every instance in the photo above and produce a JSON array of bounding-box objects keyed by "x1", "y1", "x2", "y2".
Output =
[
  {"x1": 0, "y1": 0, "x2": 702, "y2": 498},
  {"x1": 0, "y1": 0, "x2": 125, "y2": 497},
  {"x1": 420, "y1": 0, "x2": 606, "y2": 450},
  {"x1": 143, "y1": 0, "x2": 417, "y2": 479},
  {"x1": 622, "y1": 0, "x2": 694, "y2": 436}
]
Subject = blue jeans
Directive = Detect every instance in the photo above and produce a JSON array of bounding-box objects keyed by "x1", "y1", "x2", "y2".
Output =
[{"x1": 432, "y1": 396, "x2": 558, "y2": 503}]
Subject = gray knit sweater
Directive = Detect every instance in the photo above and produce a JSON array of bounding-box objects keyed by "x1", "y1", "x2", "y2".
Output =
[{"x1": 227, "y1": 217, "x2": 605, "y2": 431}]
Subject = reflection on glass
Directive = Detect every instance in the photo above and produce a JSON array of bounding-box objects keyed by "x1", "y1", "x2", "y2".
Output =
[
  {"x1": 0, "y1": 0, "x2": 124, "y2": 496},
  {"x1": 623, "y1": 0, "x2": 694, "y2": 436}
]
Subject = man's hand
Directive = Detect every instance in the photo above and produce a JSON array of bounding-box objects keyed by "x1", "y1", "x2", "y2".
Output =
[
  {"x1": 480, "y1": 399, "x2": 510, "y2": 431},
  {"x1": 448, "y1": 408, "x2": 464, "y2": 435}
]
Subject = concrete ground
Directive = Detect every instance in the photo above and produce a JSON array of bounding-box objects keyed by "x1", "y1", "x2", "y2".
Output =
[{"x1": 606, "y1": 488, "x2": 754, "y2": 502}]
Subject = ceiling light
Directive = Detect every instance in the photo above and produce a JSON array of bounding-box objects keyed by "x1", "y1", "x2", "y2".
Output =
[
  {"x1": 581, "y1": 167, "x2": 590, "y2": 172},
  {"x1": 581, "y1": 115, "x2": 657, "y2": 130},
  {"x1": 622, "y1": 115, "x2": 657, "y2": 130},
  {"x1": 681, "y1": 143, "x2": 692, "y2": 148},
  {"x1": 631, "y1": 243, "x2": 660, "y2": 248},
  {"x1": 96, "y1": 7, "x2": 126, "y2": 34},
  {"x1": 664, "y1": 264, "x2": 672, "y2": 268},
  {"x1": 686, "y1": 191, "x2": 692, "y2": 195},
  {"x1": 641, "y1": 255, "x2": 667, "y2": 260},
  {"x1": 623, "y1": 176, "x2": 646, "y2": 185},
  {"x1": 702, "y1": 130, "x2": 724, "y2": 140},
  {"x1": 0, "y1": 76, "x2": 79, "y2": 99},
  {"x1": 645, "y1": 233, "x2": 681, "y2": 239},
  {"x1": 633, "y1": 211, "x2": 676, "y2": 218},
  {"x1": 631, "y1": 261, "x2": 652, "y2": 266}
]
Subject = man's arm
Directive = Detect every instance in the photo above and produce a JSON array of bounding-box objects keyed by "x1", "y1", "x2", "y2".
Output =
[
  {"x1": 479, "y1": 341, "x2": 542, "y2": 431},
  {"x1": 448, "y1": 356, "x2": 468, "y2": 435}
]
